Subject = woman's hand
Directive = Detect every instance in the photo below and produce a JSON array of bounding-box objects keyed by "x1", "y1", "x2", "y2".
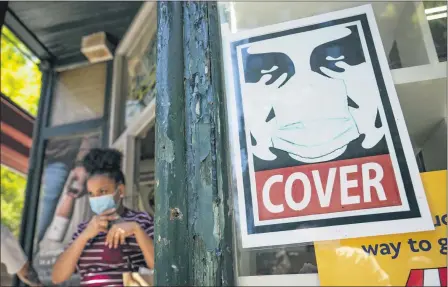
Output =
[
  {"x1": 81, "y1": 208, "x2": 119, "y2": 240},
  {"x1": 105, "y1": 221, "x2": 140, "y2": 249}
]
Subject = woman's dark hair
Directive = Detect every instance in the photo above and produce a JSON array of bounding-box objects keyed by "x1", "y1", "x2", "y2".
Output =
[{"x1": 82, "y1": 148, "x2": 126, "y2": 185}]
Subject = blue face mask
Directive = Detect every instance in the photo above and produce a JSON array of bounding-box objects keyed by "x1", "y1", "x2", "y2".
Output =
[{"x1": 89, "y1": 189, "x2": 119, "y2": 215}]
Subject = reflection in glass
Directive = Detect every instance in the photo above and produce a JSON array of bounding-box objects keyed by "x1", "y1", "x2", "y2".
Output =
[
  {"x1": 125, "y1": 35, "x2": 157, "y2": 127},
  {"x1": 137, "y1": 127, "x2": 156, "y2": 217},
  {"x1": 255, "y1": 246, "x2": 318, "y2": 275},
  {"x1": 220, "y1": 1, "x2": 441, "y2": 69},
  {"x1": 424, "y1": 1, "x2": 447, "y2": 62},
  {"x1": 217, "y1": 1, "x2": 432, "y2": 281}
]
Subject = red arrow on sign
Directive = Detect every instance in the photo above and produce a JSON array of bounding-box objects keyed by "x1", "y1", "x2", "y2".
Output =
[{"x1": 406, "y1": 267, "x2": 447, "y2": 287}]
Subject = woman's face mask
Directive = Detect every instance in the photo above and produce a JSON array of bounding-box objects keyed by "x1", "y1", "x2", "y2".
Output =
[{"x1": 89, "y1": 188, "x2": 120, "y2": 215}]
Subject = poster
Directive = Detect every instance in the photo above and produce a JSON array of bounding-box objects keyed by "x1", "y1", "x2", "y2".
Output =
[
  {"x1": 32, "y1": 133, "x2": 99, "y2": 286},
  {"x1": 314, "y1": 170, "x2": 447, "y2": 286},
  {"x1": 224, "y1": 5, "x2": 434, "y2": 248}
]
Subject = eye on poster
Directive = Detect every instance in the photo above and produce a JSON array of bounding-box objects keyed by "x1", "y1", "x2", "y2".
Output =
[
  {"x1": 224, "y1": 5, "x2": 434, "y2": 248},
  {"x1": 314, "y1": 170, "x2": 447, "y2": 287}
]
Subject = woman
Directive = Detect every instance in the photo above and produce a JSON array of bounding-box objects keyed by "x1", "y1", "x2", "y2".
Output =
[{"x1": 52, "y1": 148, "x2": 155, "y2": 286}]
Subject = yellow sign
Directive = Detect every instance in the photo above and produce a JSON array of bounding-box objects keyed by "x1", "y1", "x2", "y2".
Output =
[{"x1": 315, "y1": 170, "x2": 447, "y2": 286}]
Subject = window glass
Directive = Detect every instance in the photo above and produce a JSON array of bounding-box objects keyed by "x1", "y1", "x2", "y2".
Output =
[
  {"x1": 138, "y1": 127, "x2": 155, "y2": 217},
  {"x1": 124, "y1": 32, "x2": 157, "y2": 128},
  {"x1": 423, "y1": 1, "x2": 447, "y2": 62},
  {"x1": 1, "y1": 26, "x2": 42, "y2": 117},
  {"x1": 219, "y1": 2, "x2": 441, "y2": 70},
  {"x1": 237, "y1": 245, "x2": 318, "y2": 276},
  {"x1": 123, "y1": 127, "x2": 156, "y2": 216},
  {"x1": 419, "y1": 119, "x2": 447, "y2": 171},
  {"x1": 32, "y1": 132, "x2": 100, "y2": 286},
  {"x1": 50, "y1": 63, "x2": 106, "y2": 126},
  {"x1": 217, "y1": 1, "x2": 446, "y2": 284}
]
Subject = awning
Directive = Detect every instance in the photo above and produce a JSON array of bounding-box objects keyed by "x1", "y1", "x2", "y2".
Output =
[
  {"x1": 5, "y1": 2, "x2": 142, "y2": 66},
  {"x1": 1, "y1": 93, "x2": 34, "y2": 174}
]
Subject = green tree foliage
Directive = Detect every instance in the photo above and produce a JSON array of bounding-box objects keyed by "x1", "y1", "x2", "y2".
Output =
[
  {"x1": 0, "y1": 167, "x2": 26, "y2": 237},
  {"x1": 1, "y1": 26, "x2": 41, "y2": 116},
  {"x1": 1, "y1": 26, "x2": 42, "y2": 237}
]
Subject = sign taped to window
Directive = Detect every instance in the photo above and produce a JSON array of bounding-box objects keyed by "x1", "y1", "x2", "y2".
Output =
[
  {"x1": 224, "y1": 4, "x2": 433, "y2": 248},
  {"x1": 314, "y1": 171, "x2": 447, "y2": 286}
]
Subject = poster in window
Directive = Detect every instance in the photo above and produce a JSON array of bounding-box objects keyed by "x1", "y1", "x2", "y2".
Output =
[
  {"x1": 32, "y1": 134, "x2": 100, "y2": 286},
  {"x1": 224, "y1": 5, "x2": 434, "y2": 248}
]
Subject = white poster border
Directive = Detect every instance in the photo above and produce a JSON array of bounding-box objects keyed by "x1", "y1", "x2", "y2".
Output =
[{"x1": 223, "y1": 4, "x2": 433, "y2": 248}]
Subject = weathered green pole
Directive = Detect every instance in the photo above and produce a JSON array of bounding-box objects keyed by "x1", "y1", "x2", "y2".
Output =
[
  {"x1": 154, "y1": 1, "x2": 189, "y2": 285},
  {"x1": 183, "y1": 1, "x2": 235, "y2": 286},
  {"x1": 155, "y1": 1, "x2": 235, "y2": 286}
]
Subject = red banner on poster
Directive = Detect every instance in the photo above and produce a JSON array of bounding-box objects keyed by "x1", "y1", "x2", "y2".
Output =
[{"x1": 255, "y1": 154, "x2": 401, "y2": 221}]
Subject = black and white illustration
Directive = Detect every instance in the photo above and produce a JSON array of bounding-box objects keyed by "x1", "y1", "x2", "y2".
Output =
[
  {"x1": 224, "y1": 5, "x2": 434, "y2": 248},
  {"x1": 241, "y1": 22, "x2": 387, "y2": 169}
]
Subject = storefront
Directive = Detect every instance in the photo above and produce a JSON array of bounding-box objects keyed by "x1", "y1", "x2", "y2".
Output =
[{"x1": 2, "y1": 1, "x2": 446, "y2": 286}]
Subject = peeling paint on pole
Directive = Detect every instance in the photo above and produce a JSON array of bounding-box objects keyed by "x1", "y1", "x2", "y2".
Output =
[
  {"x1": 158, "y1": 136, "x2": 175, "y2": 163},
  {"x1": 155, "y1": 1, "x2": 235, "y2": 286},
  {"x1": 183, "y1": 2, "x2": 235, "y2": 286},
  {"x1": 154, "y1": 2, "x2": 189, "y2": 286}
]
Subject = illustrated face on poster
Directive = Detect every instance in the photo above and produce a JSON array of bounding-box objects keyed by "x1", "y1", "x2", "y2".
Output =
[
  {"x1": 226, "y1": 5, "x2": 433, "y2": 248},
  {"x1": 242, "y1": 24, "x2": 383, "y2": 164}
]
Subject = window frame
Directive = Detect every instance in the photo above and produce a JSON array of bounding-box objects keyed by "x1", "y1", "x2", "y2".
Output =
[
  {"x1": 108, "y1": 2, "x2": 157, "y2": 211},
  {"x1": 109, "y1": 2, "x2": 158, "y2": 148}
]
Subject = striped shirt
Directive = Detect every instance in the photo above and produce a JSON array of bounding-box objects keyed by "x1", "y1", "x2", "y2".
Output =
[{"x1": 69, "y1": 208, "x2": 154, "y2": 287}]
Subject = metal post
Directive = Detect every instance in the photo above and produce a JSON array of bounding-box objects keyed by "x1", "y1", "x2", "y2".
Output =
[
  {"x1": 0, "y1": 1, "x2": 8, "y2": 27},
  {"x1": 155, "y1": 1, "x2": 235, "y2": 285},
  {"x1": 101, "y1": 60, "x2": 114, "y2": 147},
  {"x1": 15, "y1": 63, "x2": 54, "y2": 287}
]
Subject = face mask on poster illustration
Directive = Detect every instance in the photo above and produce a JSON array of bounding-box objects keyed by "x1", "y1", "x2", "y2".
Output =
[{"x1": 241, "y1": 24, "x2": 385, "y2": 163}]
